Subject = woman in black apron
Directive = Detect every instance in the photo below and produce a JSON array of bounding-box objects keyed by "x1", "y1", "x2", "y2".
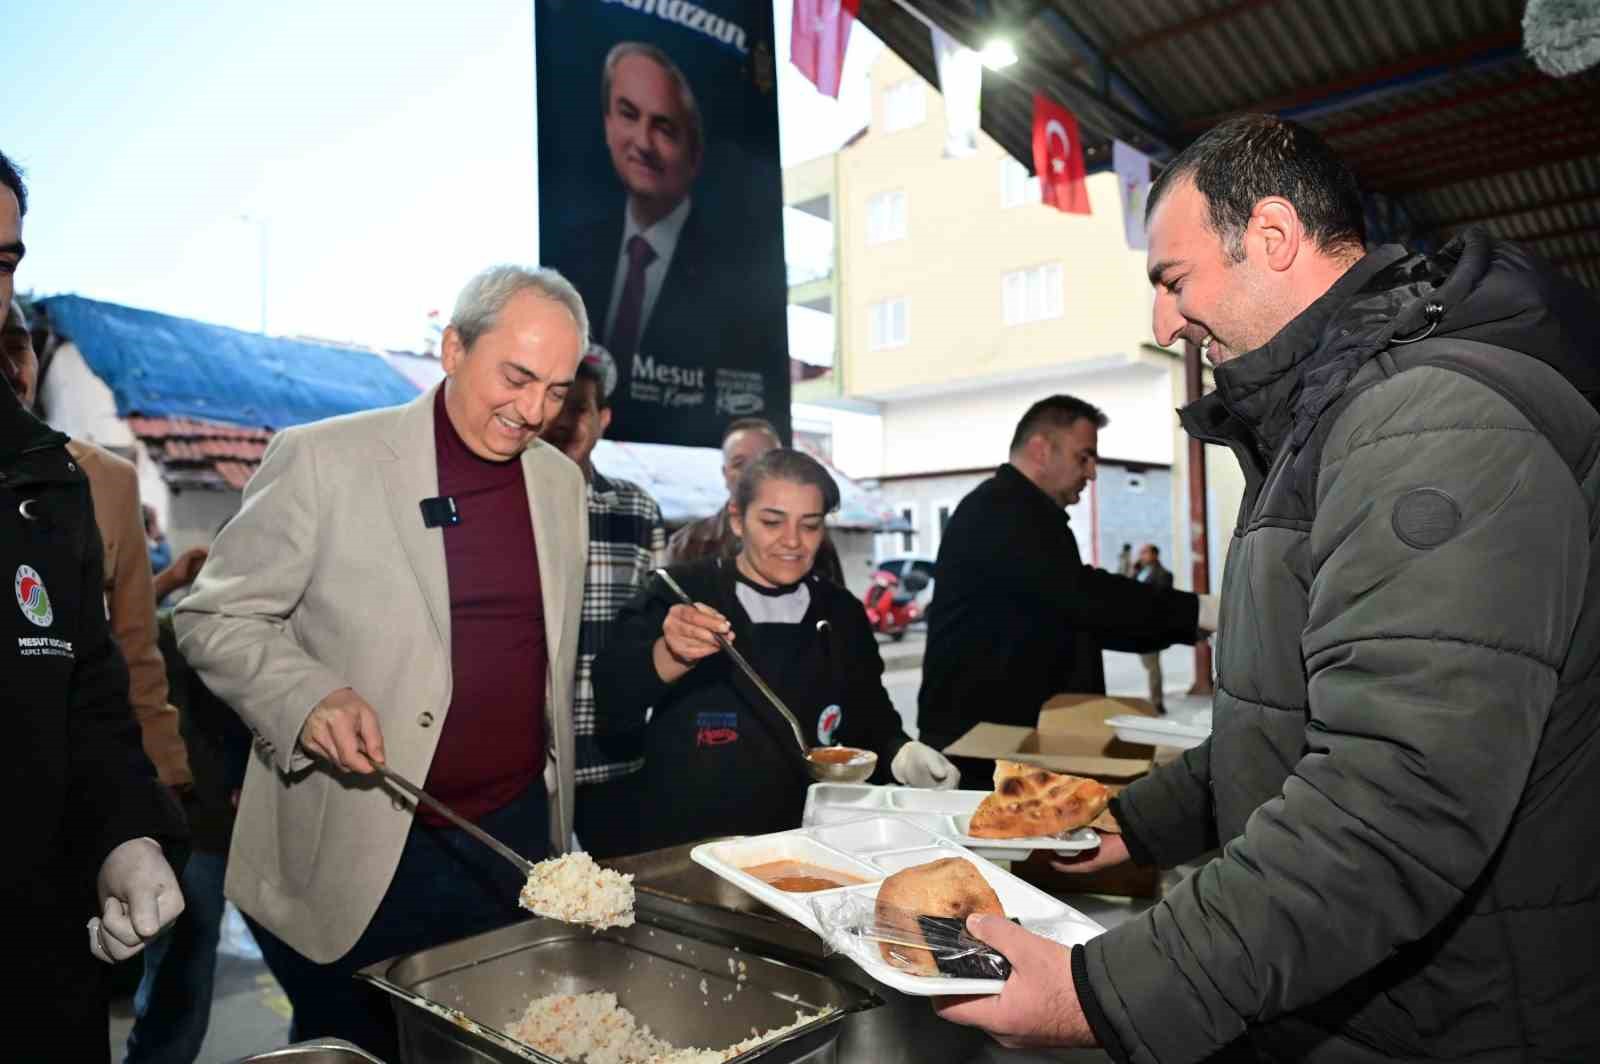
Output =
[{"x1": 589, "y1": 449, "x2": 958, "y2": 857}]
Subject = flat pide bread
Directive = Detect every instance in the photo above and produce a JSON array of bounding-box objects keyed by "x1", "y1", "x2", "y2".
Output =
[
  {"x1": 874, "y1": 857, "x2": 1004, "y2": 975},
  {"x1": 966, "y1": 760, "x2": 1112, "y2": 839}
]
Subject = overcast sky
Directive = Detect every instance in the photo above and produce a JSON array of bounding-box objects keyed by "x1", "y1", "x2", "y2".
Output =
[{"x1": 3, "y1": 1, "x2": 884, "y2": 352}]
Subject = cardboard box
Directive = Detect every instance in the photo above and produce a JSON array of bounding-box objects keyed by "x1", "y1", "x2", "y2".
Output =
[
  {"x1": 941, "y1": 694, "x2": 1166, "y2": 898},
  {"x1": 940, "y1": 694, "x2": 1160, "y2": 783}
]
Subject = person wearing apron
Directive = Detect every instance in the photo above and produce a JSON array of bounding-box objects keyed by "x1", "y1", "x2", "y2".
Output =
[{"x1": 591, "y1": 448, "x2": 959, "y2": 855}]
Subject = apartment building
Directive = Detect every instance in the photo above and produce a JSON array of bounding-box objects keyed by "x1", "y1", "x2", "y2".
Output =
[{"x1": 784, "y1": 49, "x2": 1242, "y2": 584}]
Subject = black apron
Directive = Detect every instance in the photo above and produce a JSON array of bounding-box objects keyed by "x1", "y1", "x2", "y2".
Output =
[{"x1": 609, "y1": 596, "x2": 847, "y2": 854}]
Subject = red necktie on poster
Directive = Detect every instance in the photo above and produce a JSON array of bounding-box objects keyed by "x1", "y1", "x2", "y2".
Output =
[
  {"x1": 608, "y1": 235, "x2": 657, "y2": 357},
  {"x1": 791, "y1": 0, "x2": 860, "y2": 98},
  {"x1": 1031, "y1": 94, "x2": 1091, "y2": 215}
]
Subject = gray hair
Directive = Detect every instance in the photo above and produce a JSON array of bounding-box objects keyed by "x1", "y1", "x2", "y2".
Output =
[
  {"x1": 601, "y1": 41, "x2": 705, "y2": 161},
  {"x1": 449, "y1": 265, "x2": 590, "y2": 351}
]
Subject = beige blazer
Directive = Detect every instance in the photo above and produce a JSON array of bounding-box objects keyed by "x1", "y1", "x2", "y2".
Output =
[{"x1": 175, "y1": 385, "x2": 585, "y2": 963}]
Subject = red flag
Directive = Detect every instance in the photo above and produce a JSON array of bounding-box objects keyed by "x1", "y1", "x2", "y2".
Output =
[
  {"x1": 1031, "y1": 94, "x2": 1090, "y2": 214},
  {"x1": 791, "y1": 0, "x2": 860, "y2": 98}
]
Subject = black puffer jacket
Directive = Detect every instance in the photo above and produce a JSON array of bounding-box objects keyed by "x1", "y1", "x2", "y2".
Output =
[{"x1": 1079, "y1": 232, "x2": 1600, "y2": 1063}]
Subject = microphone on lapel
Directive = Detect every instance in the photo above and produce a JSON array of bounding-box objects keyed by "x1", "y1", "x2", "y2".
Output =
[{"x1": 419, "y1": 496, "x2": 461, "y2": 528}]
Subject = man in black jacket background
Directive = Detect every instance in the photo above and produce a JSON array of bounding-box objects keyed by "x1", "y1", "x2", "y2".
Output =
[
  {"x1": 917, "y1": 395, "x2": 1210, "y2": 788},
  {"x1": 1, "y1": 148, "x2": 187, "y2": 1062}
]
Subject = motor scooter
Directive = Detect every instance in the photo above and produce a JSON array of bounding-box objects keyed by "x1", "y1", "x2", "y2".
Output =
[{"x1": 862, "y1": 569, "x2": 920, "y2": 641}]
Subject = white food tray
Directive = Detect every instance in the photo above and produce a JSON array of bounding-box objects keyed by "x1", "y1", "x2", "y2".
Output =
[
  {"x1": 690, "y1": 815, "x2": 1104, "y2": 997},
  {"x1": 801, "y1": 784, "x2": 1100, "y2": 862},
  {"x1": 1105, "y1": 712, "x2": 1210, "y2": 750}
]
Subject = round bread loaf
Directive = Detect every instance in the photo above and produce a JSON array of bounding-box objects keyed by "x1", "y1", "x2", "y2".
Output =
[{"x1": 873, "y1": 857, "x2": 1005, "y2": 975}]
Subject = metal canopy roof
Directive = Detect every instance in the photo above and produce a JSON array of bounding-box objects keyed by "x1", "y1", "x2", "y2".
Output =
[{"x1": 857, "y1": 0, "x2": 1600, "y2": 288}]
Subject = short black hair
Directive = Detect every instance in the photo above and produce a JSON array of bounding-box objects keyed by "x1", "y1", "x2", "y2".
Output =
[
  {"x1": 1144, "y1": 544, "x2": 1160, "y2": 557},
  {"x1": 0, "y1": 150, "x2": 25, "y2": 217},
  {"x1": 721, "y1": 417, "x2": 781, "y2": 447},
  {"x1": 1146, "y1": 114, "x2": 1365, "y2": 262},
  {"x1": 1009, "y1": 395, "x2": 1108, "y2": 454},
  {"x1": 573, "y1": 359, "x2": 610, "y2": 410},
  {"x1": 733, "y1": 448, "x2": 841, "y2": 516}
]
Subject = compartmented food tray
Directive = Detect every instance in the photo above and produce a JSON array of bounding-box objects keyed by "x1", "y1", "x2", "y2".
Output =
[
  {"x1": 691, "y1": 816, "x2": 1105, "y2": 997},
  {"x1": 801, "y1": 784, "x2": 1100, "y2": 861},
  {"x1": 1105, "y1": 712, "x2": 1210, "y2": 750}
]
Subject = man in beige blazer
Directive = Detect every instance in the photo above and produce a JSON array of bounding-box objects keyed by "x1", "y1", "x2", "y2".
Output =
[{"x1": 176, "y1": 265, "x2": 588, "y2": 1057}]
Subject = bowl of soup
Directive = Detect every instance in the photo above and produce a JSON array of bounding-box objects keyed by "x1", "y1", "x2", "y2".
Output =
[{"x1": 806, "y1": 746, "x2": 877, "y2": 783}]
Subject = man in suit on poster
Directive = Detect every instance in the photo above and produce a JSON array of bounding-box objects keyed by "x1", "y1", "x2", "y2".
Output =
[{"x1": 565, "y1": 40, "x2": 785, "y2": 437}]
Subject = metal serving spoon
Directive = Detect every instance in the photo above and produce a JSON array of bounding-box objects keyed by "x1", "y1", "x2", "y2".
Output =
[
  {"x1": 374, "y1": 764, "x2": 534, "y2": 875},
  {"x1": 652, "y1": 568, "x2": 879, "y2": 785}
]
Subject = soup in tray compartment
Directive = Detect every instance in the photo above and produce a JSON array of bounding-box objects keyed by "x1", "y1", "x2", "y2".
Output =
[{"x1": 741, "y1": 859, "x2": 870, "y2": 893}]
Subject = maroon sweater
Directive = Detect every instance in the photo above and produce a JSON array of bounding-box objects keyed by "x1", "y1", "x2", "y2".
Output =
[{"x1": 423, "y1": 389, "x2": 547, "y2": 823}]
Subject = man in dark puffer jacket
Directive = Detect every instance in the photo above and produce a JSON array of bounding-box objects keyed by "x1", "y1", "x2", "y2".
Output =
[{"x1": 937, "y1": 115, "x2": 1600, "y2": 1062}]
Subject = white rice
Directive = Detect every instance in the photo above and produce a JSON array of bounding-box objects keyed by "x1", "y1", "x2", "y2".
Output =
[
  {"x1": 505, "y1": 991, "x2": 830, "y2": 1064},
  {"x1": 518, "y1": 852, "x2": 636, "y2": 930}
]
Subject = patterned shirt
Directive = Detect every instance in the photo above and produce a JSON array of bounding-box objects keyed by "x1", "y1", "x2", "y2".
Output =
[{"x1": 576, "y1": 470, "x2": 666, "y2": 783}]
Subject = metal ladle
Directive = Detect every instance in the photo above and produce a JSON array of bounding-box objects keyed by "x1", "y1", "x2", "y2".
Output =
[
  {"x1": 374, "y1": 764, "x2": 534, "y2": 875},
  {"x1": 653, "y1": 568, "x2": 875, "y2": 784}
]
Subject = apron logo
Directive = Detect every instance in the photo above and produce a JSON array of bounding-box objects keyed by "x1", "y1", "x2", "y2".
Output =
[
  {"x1": 15, "y1": 565, "x2": 53, "y2": 627},
  {"x1": 817, "y1": 705, "x2": 843, "y2": 745},
  {"x1": 695, "y1": 711, "x2": 739, "y2": 747}
]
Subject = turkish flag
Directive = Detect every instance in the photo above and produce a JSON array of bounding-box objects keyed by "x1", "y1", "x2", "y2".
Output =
[
  {"x1": 1032, "y1": 94, "x2": 1090, "y2": 214},
  {"x1": 791, "y1": 0, "x2": 861, "y2": 98}
]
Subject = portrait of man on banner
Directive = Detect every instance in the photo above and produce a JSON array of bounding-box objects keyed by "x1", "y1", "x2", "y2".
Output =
[{"x1": 536, "y1": 0, "x2": 791, "y2": 449}]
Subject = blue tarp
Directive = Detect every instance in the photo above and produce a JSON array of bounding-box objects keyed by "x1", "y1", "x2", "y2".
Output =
[{"x1": 40, "y1": 295, "x2": 421, "y2": 430}]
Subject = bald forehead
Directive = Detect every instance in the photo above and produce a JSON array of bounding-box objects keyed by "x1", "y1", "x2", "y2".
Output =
[{"x1": 723, "y1": 426, "x2": 778, "y2": 459}]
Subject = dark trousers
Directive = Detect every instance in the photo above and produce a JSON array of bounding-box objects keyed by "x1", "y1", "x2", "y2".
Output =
[
  {"x1": 573, "y1": 772, "x2": 646, "y2": 860},
  {"x1": 245, "y1": 782, "x2": 549, "y2": 1061},
  {"x1": 125, "y1": 849, "x2": 228, "y2": 1064}
]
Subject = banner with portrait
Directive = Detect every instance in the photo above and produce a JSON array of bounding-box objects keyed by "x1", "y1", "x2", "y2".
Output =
[{"x1": 535, "y1": 0, "x2": 790, "y2": 448}]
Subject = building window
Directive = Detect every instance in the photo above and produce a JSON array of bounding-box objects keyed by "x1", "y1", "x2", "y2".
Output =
[
  {"x1": 901, "y1": 506, "x2": 915, "y2": 552},
  {"x1": 937, "y1": 505, "x2": 952, "y2": 536},
  {"x1": 883, "y1": 79, "x2": 926, "y2": 133},
  {"x1": 866, "y1": 190, "x2": 907, "y2": 245},
  {"x1": 1002, "y1": 263, "x2": 1064, "y2": 326},
  {"x1": 999, "y1": 158, "x2": 1041, "y2": 208},
  {"x1": 869, "y1": 298, "x2": 909, "y2": 350}
]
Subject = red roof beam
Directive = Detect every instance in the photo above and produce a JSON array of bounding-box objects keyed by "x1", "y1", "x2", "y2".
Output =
[
  {"x1": 1340, "y1": 94, "x2": 1596, "y2": 164},
  {"x1": 1363, "y1": 119, "x2": 1600, "y2": 188},
  {"x1": 1106, "y1": 0, "x2": 1283, "y2": 59},
  {"x1": 1317, "y1": 71, "x2": 1552, "y2": 142},
  {"x1": 1383, "y1": 137, "x2": 1600, "y2": 195},
  {"x1": 1186, "y1": 27, "x2": 1524, "y2": 131},
  {"x1": 1430, "y1": 191, "x2": 1600, "y2": 229}
]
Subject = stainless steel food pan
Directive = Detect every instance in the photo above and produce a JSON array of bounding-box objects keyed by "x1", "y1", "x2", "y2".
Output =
[
  {"x1": 357, "y1": 912, "x2": 874, "y2": 1063},
  {"x1": 229, "y1": 1039, "x2": 388, "y2": 1063}
]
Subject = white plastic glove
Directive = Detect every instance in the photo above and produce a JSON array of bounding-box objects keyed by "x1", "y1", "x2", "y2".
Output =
[
  {"x1": 89, "y1": 838, "x2": 184, "y2": 963},
  {"x1": 892, "y1": 741, "x2": 959, "y2": 790},
  {"x1": 1197, "y1": 593, "x2": 1220, "y2": 634}
]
